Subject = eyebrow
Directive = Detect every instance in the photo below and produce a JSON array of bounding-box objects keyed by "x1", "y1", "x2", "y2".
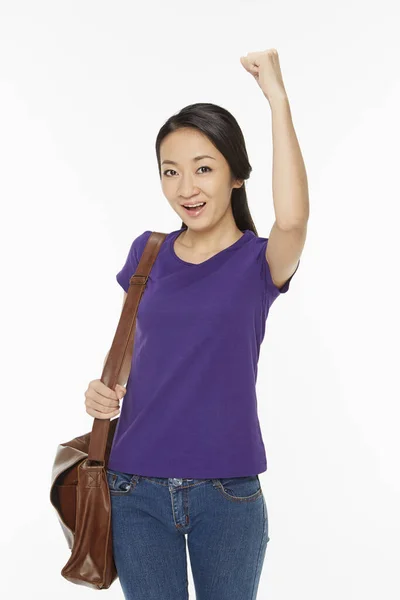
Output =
[{"x1": 161, "y1": 154, "x2": 216, "y2": 166}]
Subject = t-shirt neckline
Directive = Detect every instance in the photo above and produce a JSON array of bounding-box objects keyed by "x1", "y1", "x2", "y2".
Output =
[{"x1": 169, "y1": 228, "x2": 252, "y2": 267}]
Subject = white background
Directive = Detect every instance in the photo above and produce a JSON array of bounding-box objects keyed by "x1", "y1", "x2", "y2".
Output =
[{"x1": 1, "y1": 1, "x2": 399, "y2": 598}]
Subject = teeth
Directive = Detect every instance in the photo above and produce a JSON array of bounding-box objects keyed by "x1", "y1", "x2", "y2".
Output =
[{"x1": 183, "y1": 203, "x2": 205, "y2": 208}]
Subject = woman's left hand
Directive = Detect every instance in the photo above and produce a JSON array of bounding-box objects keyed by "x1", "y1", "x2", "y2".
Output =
[{"x1": 240, "y1": 49, "x2": 288, "y2": 104}]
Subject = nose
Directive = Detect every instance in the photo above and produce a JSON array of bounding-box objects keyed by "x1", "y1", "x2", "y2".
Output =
[{"x1": 178, "y1": 174, "x2": 199, "y2": 198}]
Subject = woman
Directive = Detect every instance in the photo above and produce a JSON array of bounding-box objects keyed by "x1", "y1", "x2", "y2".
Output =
[{"x1": 85, "y1": 49, "x2": 309, "y2": 600}]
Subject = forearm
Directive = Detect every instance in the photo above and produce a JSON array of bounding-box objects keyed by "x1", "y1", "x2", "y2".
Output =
[{"x1": 269, "y1": 95, "x2": 310, "y2": 229}]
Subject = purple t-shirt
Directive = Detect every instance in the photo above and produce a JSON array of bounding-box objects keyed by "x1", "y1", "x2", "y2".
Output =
[{"x1": 107, "y1": 228, "x2": 299, "y2": 478}]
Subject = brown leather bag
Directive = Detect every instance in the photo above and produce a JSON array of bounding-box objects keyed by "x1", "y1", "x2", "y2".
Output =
[{"x1": 49, "y1": 231, "x2": 167, "y2": 589}]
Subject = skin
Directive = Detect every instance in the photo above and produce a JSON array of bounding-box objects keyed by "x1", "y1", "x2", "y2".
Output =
[{"x1": 160, "y1": 127, "x2": 245, "y2": 262}]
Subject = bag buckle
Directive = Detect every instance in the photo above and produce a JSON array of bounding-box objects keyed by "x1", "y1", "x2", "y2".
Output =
[{"x1": 129, "y1": 274, "x2": 149, "y2": 285}]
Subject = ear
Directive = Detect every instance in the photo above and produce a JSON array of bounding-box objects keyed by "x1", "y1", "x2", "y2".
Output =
[{"x1": 232, "y1": 179, "x2": 244, "y2": 189}]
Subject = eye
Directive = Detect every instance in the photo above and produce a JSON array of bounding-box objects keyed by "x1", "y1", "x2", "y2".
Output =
[{"x1": 162, "y1": 166, "x2": 212, "y2": 177}]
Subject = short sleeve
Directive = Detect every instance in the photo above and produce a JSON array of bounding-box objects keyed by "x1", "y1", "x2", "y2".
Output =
[
  {"x1": 257, "y1": 236, "x2": 300, "y2": 304},
  {"x1": 116, "y1": 230, "x2": 153, "y2": 292}
]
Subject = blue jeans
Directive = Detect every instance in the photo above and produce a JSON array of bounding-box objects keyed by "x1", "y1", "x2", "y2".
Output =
[{"x1": 106, "y1": 468, "x2": 270, "y2": 599}]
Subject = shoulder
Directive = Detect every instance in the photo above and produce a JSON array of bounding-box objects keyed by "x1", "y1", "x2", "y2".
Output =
[
  {"x1": 128, "y1": 230, "x2": 153, "y2": 261},
  {"x1": 246, "y1": 231, "x2": 298, "y2": 296},
  {"x1": 245, "y1": 230, "x2": 269, "y2": 257},
  {"x1": 116, "y1": 230, "x2": 153, "y2": 292}
]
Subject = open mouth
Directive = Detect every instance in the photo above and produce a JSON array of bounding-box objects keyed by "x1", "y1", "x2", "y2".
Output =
[{"x1": 181, "y1": 202, "x2": 207, "y2": 217}]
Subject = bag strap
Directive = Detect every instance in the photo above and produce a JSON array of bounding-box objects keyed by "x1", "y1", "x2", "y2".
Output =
[{"x1": 87, "y1": 231, "x2": 167, "y2": 463}]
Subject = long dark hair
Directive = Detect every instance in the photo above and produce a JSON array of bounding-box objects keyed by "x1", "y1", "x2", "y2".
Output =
[{"x1": 155, "y1": 102, "x2": 258, "y2": 236}]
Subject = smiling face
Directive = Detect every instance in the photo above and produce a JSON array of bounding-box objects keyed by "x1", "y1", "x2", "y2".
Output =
[{"x1": 160, "y1": 127, "x2": 243, "y2": 229}]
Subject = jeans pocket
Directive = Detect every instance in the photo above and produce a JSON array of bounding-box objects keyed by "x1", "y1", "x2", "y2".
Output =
[
  {"x1": 106, "y1": 468, "x2": 138, "y2": 495},
  {"x1": 214, "y1": 475, "x2": 263, "y2": 502}
]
